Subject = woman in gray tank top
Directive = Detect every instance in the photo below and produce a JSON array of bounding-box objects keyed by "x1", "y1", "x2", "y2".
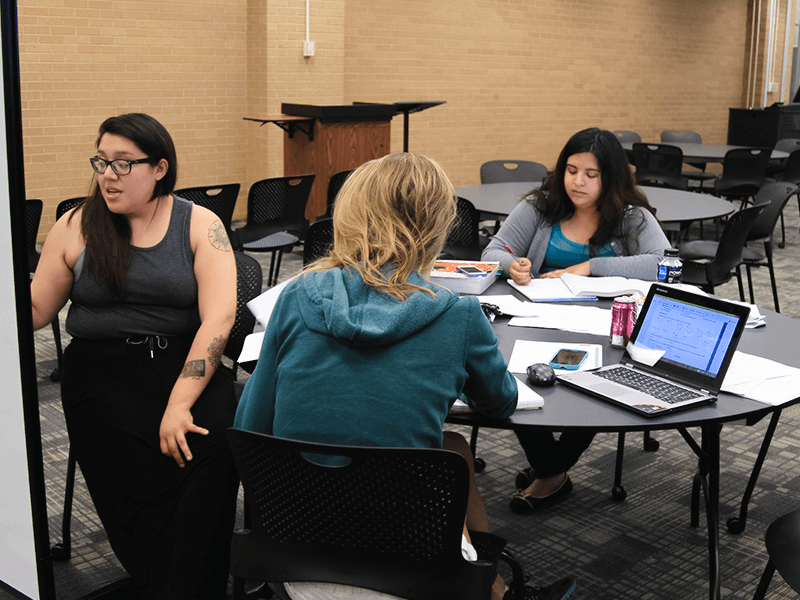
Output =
[{"x1": 30, "y1": 113, "x2": 239, "y2": 600}]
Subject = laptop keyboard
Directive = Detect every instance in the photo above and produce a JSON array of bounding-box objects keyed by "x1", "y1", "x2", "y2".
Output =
[{"x1": 596, "y1": 367, "x2": 705, "y2": 404}]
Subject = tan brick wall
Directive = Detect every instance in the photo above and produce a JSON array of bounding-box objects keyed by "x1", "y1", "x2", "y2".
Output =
[{"x1": 17, "y1": 0, "x2": 777, "y2": 241}]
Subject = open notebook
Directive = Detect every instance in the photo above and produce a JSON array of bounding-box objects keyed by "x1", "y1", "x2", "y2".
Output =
[{"x1": 557, "y1": 284, "x2": 750, "y2": 416}]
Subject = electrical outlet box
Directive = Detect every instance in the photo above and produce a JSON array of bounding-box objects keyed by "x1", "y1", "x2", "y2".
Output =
[{"x1": 303, "y1": 41, "x2": 315, "y2": 57}]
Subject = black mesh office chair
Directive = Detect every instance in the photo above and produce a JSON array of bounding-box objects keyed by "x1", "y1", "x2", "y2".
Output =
[
  {"x1": 43, "y1": 197, "x2": 86, "y2": 383},
  {"x1": 660, "y1": 130, "x2": 718, "y2": 190},
  {"x1": 680, "y1": 183, "x2": 796, "y2": 313},
  {"x1": 631, "y1": 143, "x2": 689, "y2": 190},
  {"x1": 174, "y1": 183, "x2": 240, "y2": 238},
  {"x1": 25, "y1": 199, "x2": 43, "y2": 273},
  {"x1": 480, "y1": 160, "x2": 548, "y2": 184},
  {"x1": 232, "y1": 174, "x2": 315, "y2": 286},
  {"x1": 324, "y1": 169, "x2": 353, "y2": 218},
  {"x1": 440, "y1": 197, "x2": 482, "y2": 261},
  {"x1": 50, "y1": 252, "x2": 261, "y2": 562},
  {"x1": 227, "y1": 429, "x2": 527, "y2": 600},
  {"x1": 752, "y1": 507, "x2": 800, "y2": 599},
  {"x1": 302, "y1": 217, "x2": 334, "y2": 266},
  {"x1": 679, "y1": 202, "x2": 768, "y2": 298}
]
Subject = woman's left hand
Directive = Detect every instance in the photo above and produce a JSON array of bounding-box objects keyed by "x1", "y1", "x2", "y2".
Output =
[
  {"x1": 539, "y1": 261, "x2": 591, "y2": 279},
  {"x1": 159, "y1": 404, "x2": 209, "y2": 468}
]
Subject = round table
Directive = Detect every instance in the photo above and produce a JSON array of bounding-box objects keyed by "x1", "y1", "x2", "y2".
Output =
[
  {"x1": 620, "y1": 141, "x2": 788, "y2": 162},
  {"x1": 454, "y1": 181, "x2": 735, "y2": 225}
]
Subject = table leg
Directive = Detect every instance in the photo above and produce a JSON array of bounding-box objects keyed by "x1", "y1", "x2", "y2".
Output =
[
  {"x1": 683, "y1": 426, "x2": 721, "y2": 600},
  {"x1": 727, "y1": 410, "x2": 781, "y2": 534}
]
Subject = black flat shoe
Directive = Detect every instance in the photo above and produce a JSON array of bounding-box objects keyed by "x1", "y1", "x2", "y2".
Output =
[
  {"x1": 503, "y1": 576, "x2": 576, "y2": 600},
  {"x1": 515, "y1": 467, "x2": 535, "y2": 490},
  {"x1": 509, "y1": 474, "x2": 573, "y2": 513}
]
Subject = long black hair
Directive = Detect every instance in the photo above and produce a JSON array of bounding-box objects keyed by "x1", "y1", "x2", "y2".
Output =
[
  {"x1": 528, "y1": 127, "x2": 653, "y2": 251},
  {"x1": 72, "y1": 113, "x2": 178, "y2": 295}
]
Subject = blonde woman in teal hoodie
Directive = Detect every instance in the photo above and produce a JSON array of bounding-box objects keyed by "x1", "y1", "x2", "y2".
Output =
[{"x1": 234, "y1": 153, "x2": 575, "y2": 600}]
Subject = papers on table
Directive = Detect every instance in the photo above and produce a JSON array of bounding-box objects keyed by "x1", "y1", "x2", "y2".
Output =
[
  {"x1": 722, "y1": 351, "x2": 800, "y2": 405},
  {"x1": 508, "y1": 302, "x2": 612, "y2": 336},
  {"x1": 237, "y1": 278, "x2": 294, "y2": 363},
  {"x1": 450, "y1": 375, "x2": 544, "y2": 413},
  {"x1": 507, "y1": 340, "x2": 602, "y2": 375}
]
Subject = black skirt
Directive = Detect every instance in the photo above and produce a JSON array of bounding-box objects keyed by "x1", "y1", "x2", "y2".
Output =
[{"x1": 61, "y1": 336, "x2": 239, "y2": 600}]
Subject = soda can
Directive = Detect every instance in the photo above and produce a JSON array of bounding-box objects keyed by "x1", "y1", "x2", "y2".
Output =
[{"x1": 610, "y1": 295, "x2": 636, "y2": 348}]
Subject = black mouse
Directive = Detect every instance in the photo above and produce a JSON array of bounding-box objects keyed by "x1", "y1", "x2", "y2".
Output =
[{"x1": 527, "y1": 363, "x2": 556, "y2": 387}]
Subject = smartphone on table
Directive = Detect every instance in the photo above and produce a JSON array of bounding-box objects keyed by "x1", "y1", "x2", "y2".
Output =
[{"x1": 549, "y1": 348, "x2": 588, "y2": 370}]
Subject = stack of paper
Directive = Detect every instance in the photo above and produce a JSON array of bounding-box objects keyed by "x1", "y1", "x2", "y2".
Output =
[
  {"x1": 722, "y1": 351, "x2": 800, "y2": 405},
  {"x1": 449, "y1": 375, "x2": 544, "y2": 413}
]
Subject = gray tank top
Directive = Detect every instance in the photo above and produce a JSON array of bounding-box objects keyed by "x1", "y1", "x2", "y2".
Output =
[{"x1": 66, "y1": 196, "x2": 201, "y2": 340}]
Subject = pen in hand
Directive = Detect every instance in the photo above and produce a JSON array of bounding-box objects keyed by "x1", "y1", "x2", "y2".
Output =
[
  {"x1": 502, "y1": 244, "x2": 520, "y2": 261},
  {"x1": 502, "y1": 244, "x2": 532, "y2": 285}
]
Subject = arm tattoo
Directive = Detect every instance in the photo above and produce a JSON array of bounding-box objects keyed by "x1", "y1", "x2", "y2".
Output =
[
  {"x1": 207, "y1": 335, "x2": 228, "y2": 371},
  {"x1": 180, "y1": 359, "x2": 206, "y2": 380},
  {"x1": 208, "y1": 219, "x2": 231, "y2": 252}
]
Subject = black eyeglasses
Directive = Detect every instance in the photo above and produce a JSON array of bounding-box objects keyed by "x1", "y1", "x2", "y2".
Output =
[
  {"x1": 480, "y1": 303, "x2": 504, "y2": 323},
  {"x1": 89, "y1": 156, "x2": 152, "y2": 176}
]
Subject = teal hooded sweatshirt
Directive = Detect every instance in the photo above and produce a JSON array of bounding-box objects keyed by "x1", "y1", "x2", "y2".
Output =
[{"x1": 234, "y1": 267, "x2": 518, "y2": 450}]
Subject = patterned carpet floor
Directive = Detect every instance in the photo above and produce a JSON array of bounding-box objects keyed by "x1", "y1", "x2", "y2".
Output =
[{"x1": 10, "y1": 202, "x2": 800, "y2": 600}]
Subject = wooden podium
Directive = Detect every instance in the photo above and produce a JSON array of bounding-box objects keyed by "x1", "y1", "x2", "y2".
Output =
[{"x1": 245, "y1": 104, "x2": 396, "y2": 220}]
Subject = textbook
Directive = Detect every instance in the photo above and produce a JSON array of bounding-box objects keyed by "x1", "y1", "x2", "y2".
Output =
[
  {"x1": 509, "y1": 274, "x2": 652, "y2": 301},
  {"x1": 431, "y1": 260, "x2": 501, "y2": 295}
]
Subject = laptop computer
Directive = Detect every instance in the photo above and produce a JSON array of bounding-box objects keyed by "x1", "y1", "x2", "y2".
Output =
[{"x1": 557, "y1": 284, "x2": 751, "y2": 417}]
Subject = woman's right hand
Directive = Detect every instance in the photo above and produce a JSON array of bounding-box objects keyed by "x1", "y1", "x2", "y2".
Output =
[{"x1": 509, "y1": 258, "x2": 532, "y2": 285}]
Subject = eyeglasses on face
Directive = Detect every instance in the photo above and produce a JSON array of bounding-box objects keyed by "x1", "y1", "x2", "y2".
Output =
[{"x1": 89, "y1": 156, "x2": 152, "y2": 176}]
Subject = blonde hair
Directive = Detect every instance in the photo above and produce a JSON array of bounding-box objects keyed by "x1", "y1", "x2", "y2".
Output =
[{"x1": 306, "y1": 153, "x2": 457, "y2": 300}]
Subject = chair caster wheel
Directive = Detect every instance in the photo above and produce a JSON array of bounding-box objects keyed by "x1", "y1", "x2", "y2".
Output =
[
  {"x1": 611, "y1": 485, "x2": 627, "y2": 501},
  {"x1": 644, "y1": 438, "x2": 660, "y2": 452},
  {"x1": 726, "y1": 516, "x2": 746, "y2": 534},
  {"x1": 50, "y1": 543, "x2": 70, "y2": 562},
  {"x1": 49, "y1": 368, "x2": 61, "y2": 382},
  {"x1": 474, "y1": 457, "x2": 486, "y2": 473}
]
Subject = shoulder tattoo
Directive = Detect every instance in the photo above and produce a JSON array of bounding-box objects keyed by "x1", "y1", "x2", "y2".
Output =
[
  {"x1": 180, "y1": 359, "x2": 206, "y2": 380},
  {"x1": 208, "y1": 219, "x2": 231, "y2": 252}
]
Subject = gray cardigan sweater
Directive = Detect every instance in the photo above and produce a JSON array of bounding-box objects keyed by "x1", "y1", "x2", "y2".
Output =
[{"x1": 481, "y1": 200, "x2": 670, "y2": 281}]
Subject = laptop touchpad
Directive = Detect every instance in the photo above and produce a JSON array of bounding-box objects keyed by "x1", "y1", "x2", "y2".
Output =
[{"x1": 592, "y1": 382, "x2": 642, "y2": 401}]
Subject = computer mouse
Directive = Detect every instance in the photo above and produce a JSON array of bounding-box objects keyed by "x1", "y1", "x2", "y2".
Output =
[{"x1": 527, "y1": 363, "x2": 556, "y2": 387}]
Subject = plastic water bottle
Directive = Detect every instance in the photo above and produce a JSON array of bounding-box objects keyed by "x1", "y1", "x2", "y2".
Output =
[{"x1": 657, "y1": 248, "x2": 682, "y2": 284}]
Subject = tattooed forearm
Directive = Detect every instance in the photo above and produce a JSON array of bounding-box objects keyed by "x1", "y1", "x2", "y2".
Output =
[
  {"x1": 180, "y1": 359, "x2": 206, "y2": 380},
  {"x1": 208, "y1": 219, "x2": 231, "y2": 252},
  {"x1": 207, "y1": 335, "x2": 228, "y2": 371}
]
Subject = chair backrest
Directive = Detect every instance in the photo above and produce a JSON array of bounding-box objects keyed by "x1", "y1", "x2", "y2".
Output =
[
  {"x1": 25, "y1": 199, "x2": 43, "y2": 272},
  {"x1": 780, "y1": 148, "x2": 800, "y2": 183},
  {"x1": 325, "y1": 169, "x2": 353, "y2": 218},
  {"x1": 660, "y1": 130, "x2": 703, "y2": 144},
  {"x1": 747, "y1": 182, "x2": 798, "y2": 241},
  {"x1": 227, "y1": 429, "x2": 497, "y2": 600},
  {"x1": 704, "y1": 202, "x2": 768, "y2": 284},
  {"x1": 480, "y1": 160, "x2": 547, "y2": 184},
  {"x1": 174, "y1": 183, "x2": 240, "y2": 235},
  {"x1": 225, "y1": 251, "x2": 262, "y2": 367},
  {"x1": 245, "y1": 174, "x2": 315, "y2": 230},
  {"x1": 441, "y1": 197, "x2": 481, "y2": 261},
  {"x1": 613, "y1": 130, "x2": 642, "y2": 143},
  {"x1": 719, "y1": 147, "x2": 772, "y2": 183},
  {"x1": 56, "y1": 197, "x2": 85, "y2": 220},
  {"x1": 630, "y1": 143, "x2": 688, "y2": 190},
  {"x1": 302, "y1": 218, "x2": 334, "y2": 266}
]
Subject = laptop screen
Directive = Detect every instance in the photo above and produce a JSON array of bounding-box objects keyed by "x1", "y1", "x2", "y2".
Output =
[{"x1": 624, "y1": 285, "x2": 751, "y2": 391}]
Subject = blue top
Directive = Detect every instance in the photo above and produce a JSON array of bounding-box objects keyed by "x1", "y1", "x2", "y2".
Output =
[
  {"x1": 541, "y1": 223, "x2": 615, "y2": 272},
  {"x1": 482, "y1": 200, "x2": 671, "y2": 280},
  {"x1": 234, "y1": 267, "x2": 518, "y2": 451},
  {"x1": 66, "y1": 196, "x2": 200, "y2": 340}
]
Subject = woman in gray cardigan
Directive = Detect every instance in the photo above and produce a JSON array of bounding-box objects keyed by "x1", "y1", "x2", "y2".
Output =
[{"x1": 481, "y1": 127, "x2": 670, "y2": 513}]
